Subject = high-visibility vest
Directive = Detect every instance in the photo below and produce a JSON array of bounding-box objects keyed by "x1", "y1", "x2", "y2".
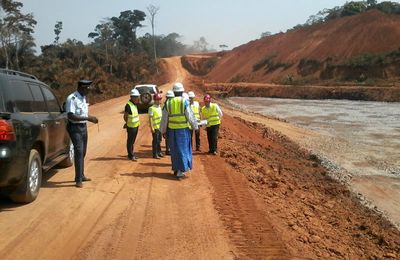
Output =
[
  {"x1": 201, "y1": 103, "x2": 221, "y2": 127},
  {"x1": 127, "y1": 101, "x2": 140, "y2": 128},
  {"x1": 149, "y1": 105, "x2": 162, "y2": 131},
  {"x1": 166, "y1": 97, "x2": 188, "y2": 129},
  {"x1": 191, "y1": 101, "x2": 201, "y2": 121}
]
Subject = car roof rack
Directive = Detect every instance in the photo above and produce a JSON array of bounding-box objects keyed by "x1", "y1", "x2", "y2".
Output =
[{"x1": 0, "y1": 69, "x2": 37, "y2": 80}]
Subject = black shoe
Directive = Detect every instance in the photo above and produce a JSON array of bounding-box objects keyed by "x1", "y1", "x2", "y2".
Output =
[
  {"x1": 75, "y1": 182, "x2": 83, "y2": 188},
  {"x1": 153, "y1": 155, "x2": 160, "y2": 159},
  {"x1": 173, "y1": 170, "x2": 178, "y2": 176},
  {"x1": 82, "y1": 177, "x2": 91, "y2": 182},
  {"x1": 196, "y1": 147, "x2": 200, "y2": 151}
]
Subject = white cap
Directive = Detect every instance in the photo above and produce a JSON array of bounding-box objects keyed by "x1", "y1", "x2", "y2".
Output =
[
  {"x1": 188, "y1": 91, "x2": 195, "y2": 98},
  {"x1": 130, "y1": 89, "x2": 140, "y2": 97},
  {"x1": 172, "y1": 82, "x2": 184, "y2": 92},
  {"x1": 166, "y1": 90, "x2": 175, "y2": 98}
]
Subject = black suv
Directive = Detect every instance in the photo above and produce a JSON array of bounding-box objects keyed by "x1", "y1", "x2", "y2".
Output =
[{"x1": 0, "y1": 69, "x2": 73, "y2": 203}]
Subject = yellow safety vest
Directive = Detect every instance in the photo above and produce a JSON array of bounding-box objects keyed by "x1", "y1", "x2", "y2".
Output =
[
  {"x1": 127, "y1": 101, "x2": 140, "y2": 128},
  {"x1": 191, "y1": 101, "x2": 201, "y2": 121},
  {"x1": 149, "y1": 105, "x2": 162, "y2": 131},
  {"x1": 201, "y1": 103, "x2": 221, "y2": 127},
  {"x1": 167, "y1": 97, "x2": 188, "y2": 129}
]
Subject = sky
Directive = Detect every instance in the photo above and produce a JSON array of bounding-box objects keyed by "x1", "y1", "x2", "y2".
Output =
[{"x1": 18, "y1": 0, "x2": 391, "y2": 52}]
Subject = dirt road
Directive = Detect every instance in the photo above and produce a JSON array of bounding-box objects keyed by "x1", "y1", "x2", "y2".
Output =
[{"x1": 0, "y1": 57, "x2": 290, "y2": 259}]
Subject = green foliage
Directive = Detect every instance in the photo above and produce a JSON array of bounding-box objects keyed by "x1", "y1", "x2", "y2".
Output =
[
  {"x1": 253, "y1": 54, "x2": 292, "y2": 72},
  {"x1": 295, "y1": 1, "x2": 400, "y2": 29},
  {"x1": 230, "y1": 73, "x2": 245, "y2": 83}
]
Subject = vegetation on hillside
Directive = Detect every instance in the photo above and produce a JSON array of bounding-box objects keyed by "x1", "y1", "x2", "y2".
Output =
[
  {"x1": 0, "y1": 0, "x2": 214, "y2": 102},
  {"x1": 292, "y1": 0, "x2": 400, "y2": 30}
]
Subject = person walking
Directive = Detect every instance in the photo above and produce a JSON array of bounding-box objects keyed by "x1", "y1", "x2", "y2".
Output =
[
  {"x1": 124, "y1": 89, "x2": 141, "y2": 161},
  {"x1": 188, "y1": 91, "x2": 201, "y2": 151},
  {"x1": 201, "y1": 94, "x2": 223, "y2": 155},
  {"x1": 149, "y1": 93, "x2": 163, "y2": 159},
  {"x1": 160, "y1": 83, "x2": 198, "y2": 178},
  {"x1": 163, "y1": 90, "x2": 175, "y2": 155},
  {"x1": 65, "y1": 80, "x2": 99, "y2": 188}
]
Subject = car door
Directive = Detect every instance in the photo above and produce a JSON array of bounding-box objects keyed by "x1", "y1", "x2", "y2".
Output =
[
  {"x1": 40, "y1": 85, "x2": 68, "y2": 157},
  {"x1": 28, "y1": 83, "x2": 57, "y2": 161}
]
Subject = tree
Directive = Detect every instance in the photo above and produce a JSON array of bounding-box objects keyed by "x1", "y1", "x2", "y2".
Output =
[
  {"x1": 110, "y1": 9, "x2": 146, "y2": 52},
  {"x1": 193, "y1": 36, "x2": 209, "y2": 52},
  {"x1": 147, "y1": 4, "x2": 159, "y2": 72},
  {"x1": 88, "y1": 19, "x2": 115, "y2": 72},
  {"x1": 53, "y1": 21, "x2": 62, "y2": 44},
  {"x1": 0, "y1": 0, "x2": 36, "y2": 69},
  {"x1": 219, "y1": 44, "x2": 228, "y2": 50},
  {"x1": 260, "y1": 31, "x2": 271, "y2": 38}
]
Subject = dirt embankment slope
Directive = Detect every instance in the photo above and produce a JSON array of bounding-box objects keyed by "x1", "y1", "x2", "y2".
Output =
[{"x1": 206, "y1": 10, "x2": 400, "y2": 85}]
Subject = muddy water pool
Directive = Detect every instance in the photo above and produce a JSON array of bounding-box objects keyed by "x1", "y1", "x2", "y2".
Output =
[{"x1": 228, "y1": 97, "x2": 400, "y2": 226}]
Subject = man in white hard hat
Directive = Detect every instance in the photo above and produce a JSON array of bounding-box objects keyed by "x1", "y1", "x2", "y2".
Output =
[
  {"x1": 123, "y1": 88, "x2": 141, "y2": 161},
  {"x1": 188, "y1": 91, "x2": 201, "y2": 151},
  {"x1": 160, "y1": 82, "x2": 198, "y2": 178},
  {"x1": 163, "y1": 90, "x2": 175, "y2": 155}
]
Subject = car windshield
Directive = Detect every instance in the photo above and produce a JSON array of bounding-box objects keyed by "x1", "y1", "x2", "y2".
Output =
[{"x1": 136, "y1": 86, "x2": 156, "y2": 94}]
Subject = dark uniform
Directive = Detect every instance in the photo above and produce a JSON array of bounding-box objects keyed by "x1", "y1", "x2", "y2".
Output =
[{"x1": 65, "y1": 80, "x2": 98, "y2": 187}]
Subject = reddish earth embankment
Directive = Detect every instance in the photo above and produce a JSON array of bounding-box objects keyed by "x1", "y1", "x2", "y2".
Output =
[
  {"x1": 201, "y1": 82, "x2": 400, "y2": 102},
  {"x1": 205, "y1": 10, "x2": 400, "y2": 85}
]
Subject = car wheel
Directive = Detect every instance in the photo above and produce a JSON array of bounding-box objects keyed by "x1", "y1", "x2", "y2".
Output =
[
  {"x1": 10, "y1": 149, "x2": 42, "y2": 203},
  {"x1": 58, "y1": 141, "x2": 74, "y2": 168}
]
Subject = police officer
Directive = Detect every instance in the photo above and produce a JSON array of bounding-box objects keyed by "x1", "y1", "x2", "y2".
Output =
[
  {"x1": 124, "y1": 89, "x2": 141, "y2": 161},
  {"x1": 65, "y1": 80, "x2": 99, "y2": 188}
]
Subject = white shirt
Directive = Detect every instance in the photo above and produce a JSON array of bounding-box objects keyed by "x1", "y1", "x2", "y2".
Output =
[{"x1": 65, "y1": 91, "x2": 88, "y2": 123}]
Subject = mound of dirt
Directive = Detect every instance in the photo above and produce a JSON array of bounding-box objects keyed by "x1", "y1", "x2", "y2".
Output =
[{"x1": 206, "y1": 10, "x2": 400, "y2": 85}]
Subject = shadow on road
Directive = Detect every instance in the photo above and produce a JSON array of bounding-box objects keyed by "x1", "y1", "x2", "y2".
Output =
[
  {"x1": 41, "y1": 169, "x2": 76, "y2": 188},
  {"x1": 120, "y1": 172, "x2": 180, "y2": 181},
  {"x1": 139, "y1": 162, "x2": 171, "y2": 167}
]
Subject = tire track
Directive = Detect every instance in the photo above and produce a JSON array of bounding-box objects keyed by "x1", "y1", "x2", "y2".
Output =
[{"x1": 201, "y1": 156, "x2": 291, "y2": 259}]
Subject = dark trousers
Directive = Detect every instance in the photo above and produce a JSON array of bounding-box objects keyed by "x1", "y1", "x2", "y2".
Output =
[
  {"x1": 190, "y1": 129, "x2": 200, "y2": 150},
  {"x1": 67, "y1": 123, "x2": 88, "y2": 182},
  {"x1": 152, "y1": 129, "x2": 162, "y2": 156},
  {"x1": 127, "y1": 126, "x2": 139, "y2": 159},
  {"x1": 206, "y1": 124, "x2": 220, "y2": 153},
  {"x1": 165, "y1": 128, "x2": 170, "y2": 153}
]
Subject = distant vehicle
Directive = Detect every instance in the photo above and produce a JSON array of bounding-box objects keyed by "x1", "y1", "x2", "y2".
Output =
[
  {"x1": 133, "y1": 84, "x2": 161, "y2": 112},
  {"x1": 0, "y1": 69, "x2": 73, "y2": 203}
]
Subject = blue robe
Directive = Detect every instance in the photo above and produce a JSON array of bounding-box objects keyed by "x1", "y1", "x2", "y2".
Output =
[{"x1": 168, "y1": 128, "x2": 192, "y2": 172}]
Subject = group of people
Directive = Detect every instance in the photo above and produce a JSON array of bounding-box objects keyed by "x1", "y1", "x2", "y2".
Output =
[{"x1": 65, "y1": 80, "x2": 223, "y2": 187}]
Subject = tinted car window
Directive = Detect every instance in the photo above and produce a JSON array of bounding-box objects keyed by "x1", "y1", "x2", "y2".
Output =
[
  {"x1": 29, "y1": 84, "x2": 47, "y2": 112},
  {"x1": 9, "y1": 80, "x2": 33, "y2": 112},
  {"x1": 136, "y1": 86, "x2": 156, "y2": 94},
  {"x1": 41, "y1": 86, "x2": 60, "y2": 113}
]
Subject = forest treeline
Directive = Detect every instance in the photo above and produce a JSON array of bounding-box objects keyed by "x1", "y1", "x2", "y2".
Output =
[{"x1": 0, "y1": 0, "x2": 213, "y2": 101}]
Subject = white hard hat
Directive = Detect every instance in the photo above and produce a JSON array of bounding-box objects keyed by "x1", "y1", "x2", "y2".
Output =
[
  {"x1": 130, "y1": 89, "x2": 140, "y2": 97},
  {"x1": 166, "y1": 90, "x2": 175, "y2": 98},
  {"x1": 188, "y1": 91, "x2": 195, "y2": 98},
  {"x1": 172, "y1": 82, "x2": 184, "y2": 92},
  {"x1": 182, "y1": 92, "x2": 189, "y2": 100}
]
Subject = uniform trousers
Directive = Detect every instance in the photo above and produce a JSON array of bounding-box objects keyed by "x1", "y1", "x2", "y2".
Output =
[{"x1": 67, "y1": 123, "x2": 88, "y2": 182}]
